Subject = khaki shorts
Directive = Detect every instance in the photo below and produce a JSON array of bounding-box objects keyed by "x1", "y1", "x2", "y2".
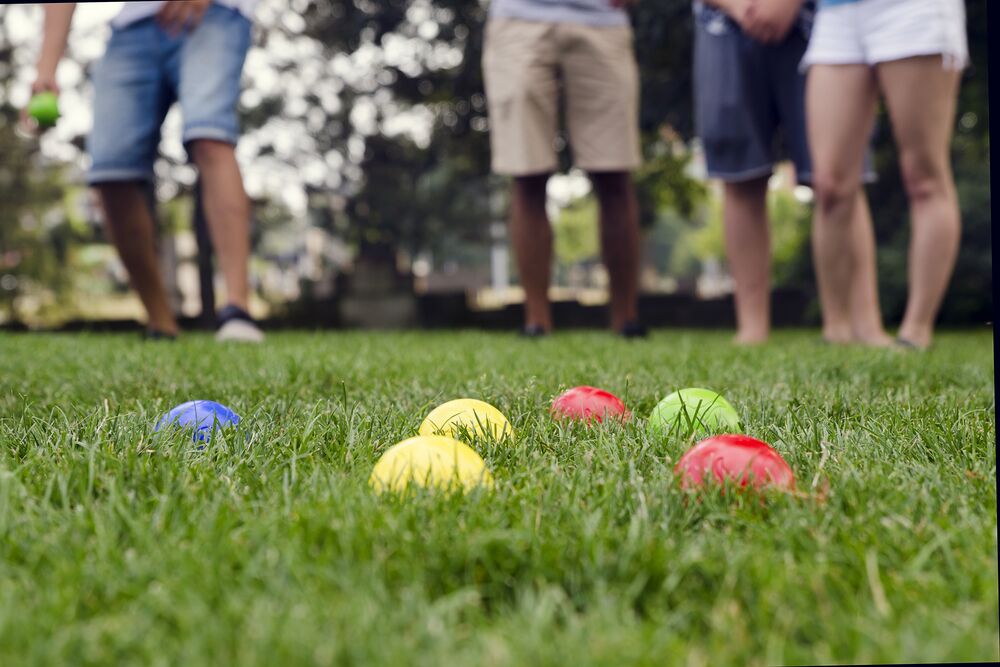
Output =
[{"x1": 482, "y1": 18, "x2": 642, "y2": 176}]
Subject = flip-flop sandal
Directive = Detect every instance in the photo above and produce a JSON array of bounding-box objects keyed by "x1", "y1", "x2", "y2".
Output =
[{"x1": 619, "y1": 321, "x2": 649, "y2": 339}]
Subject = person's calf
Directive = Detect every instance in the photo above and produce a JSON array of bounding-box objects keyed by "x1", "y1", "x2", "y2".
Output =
[
  {"x1": 591, "y1": 171, "x2": 640, "y2": 332},
  {"x1": 510, "y1": 175, "x2": 554, "y2": 331},
  {"x1": 189, "y1": 138, "x2": 238, "y2": 168},
  {"x1": 189, "y1": 139, "x2": 253, "y2": 312},
  {"x1": 811, "y1": 175, "x2": 862, "y2": 343},
  {"x1": 843, "y1": 192, "x2": 893, "y2": 347},
  {"x1": 722, "y1": 178, "x2": 771, "y2": 344},
  {"x1": 96, "y1": 182, "x2": 179, "y2": 336}
]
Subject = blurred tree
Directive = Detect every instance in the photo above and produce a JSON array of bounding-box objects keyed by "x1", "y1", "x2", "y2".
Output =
[
  {"x1": 635, "y1": 129, "x2": 707, "y2": 230},
  {"x1": 0, "y1": 107, "x2": 88, "y2": 323},
  {"x1": 768, "y1": 189, "x2": 812, "y2": 287},
  {"x1": 276, "y1": 0, "x2": 705, "y2": 269},
  {"x1": 553, "y1": 197, "x2": 600, "y2": 267},
  {"x1": 0, "y1": 8, "x2": 77, "y2": 323}
]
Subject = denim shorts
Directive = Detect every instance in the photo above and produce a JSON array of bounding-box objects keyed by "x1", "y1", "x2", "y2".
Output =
[
  {"x1": 693, "y1": 5, "x2": 876, "y2": 186},
  {"x1": 693, "y1": 7, "x2": 815, "y2": 184},
  {"x1": 87, "y1": 4, "x2": 252, "y2": 184}
]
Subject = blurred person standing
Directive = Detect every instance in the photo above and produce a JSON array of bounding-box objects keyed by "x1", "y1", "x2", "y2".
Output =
[
  {"x1": 803, "y1": 0, "x2": 967, "y2": 350},
  {"x1": 693, "y1": 0, "x2": 890, "y2": 345},
  {"x1": 482, "y1": 0, "x2": 646, "y2": 337},
  {"x1": 29, "y1": 0, "x2": 263, "y2": 342}
]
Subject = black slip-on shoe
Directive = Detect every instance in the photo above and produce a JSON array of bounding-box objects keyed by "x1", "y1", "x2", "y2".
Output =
[
  {"x1": 520, "y1": 324, "x2": 549, "y2": 338},
  {"x1": 619, "y1": 321, "x2": 648, "y2": 339}
]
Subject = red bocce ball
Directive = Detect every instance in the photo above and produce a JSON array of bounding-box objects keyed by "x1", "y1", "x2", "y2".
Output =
[
  {"x1": 551, "y1": 386, "x2": 630, "y2": 424},
  {"x1": 675, "y1": 434, "x2": 795, "y2": 492}
]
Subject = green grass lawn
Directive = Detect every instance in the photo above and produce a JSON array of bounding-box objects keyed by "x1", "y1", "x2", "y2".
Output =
[{"x1": 0, "y1": 330, "x2": 996, "y2": 666}]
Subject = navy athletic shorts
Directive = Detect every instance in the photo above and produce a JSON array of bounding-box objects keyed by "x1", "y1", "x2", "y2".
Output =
[{"x1": 693, "y1": 4, "x2": 875, "y2": 186}]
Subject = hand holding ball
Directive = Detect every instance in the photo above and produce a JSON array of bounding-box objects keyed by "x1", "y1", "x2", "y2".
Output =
[{"x1": 27, "y1": 91, "x2": 60, "y2": 127}]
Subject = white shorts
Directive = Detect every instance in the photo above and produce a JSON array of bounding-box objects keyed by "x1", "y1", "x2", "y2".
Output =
[{"x1": 802, "y1": 0, "x2": 968, "y2": 71}]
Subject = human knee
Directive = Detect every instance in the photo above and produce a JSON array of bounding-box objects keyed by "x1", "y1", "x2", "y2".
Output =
[
  {"x1": 811, "y1": 171, "x2": 857, "y2": 218},
  {"x1": 898, "y1": 150, "x2": 949, "y2": 203}
]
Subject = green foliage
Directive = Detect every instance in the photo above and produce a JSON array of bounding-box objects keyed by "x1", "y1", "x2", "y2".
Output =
[
  {"x1": 0, "y1": 330, "x2": 995, "y2": 664},
  {"x1": 645, "y1": 207, "x2": 701, "y2": 281},
  {"x1": 0, "y1": 104, "x2": 76, "y2": 322},
  {"x1": 768, "y1": 189, "x2": 812, "y2": 285},
  {"x1": 643, "y1": 184, "x2": 810, "y2": 286},
  {"x1": 634, "y1": 133, "x2": 707, "y2": 229},
  {"x1": 632, "y1": 2, "x2": 697, "y2": 136},
  {"x1": 553, "y1": 196, "x2": 600, "y2": 266}
]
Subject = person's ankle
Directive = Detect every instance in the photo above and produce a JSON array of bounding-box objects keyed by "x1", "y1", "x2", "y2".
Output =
[
  {"x1": 149, "y1": 317, "x2": 179, "y2": 337},
  {"x1": 524, "y1": 308, "x2": 552, "y2": 332},
  {"x1": 897, "y1": 324, "x2": 933, "y2": 349},
  {"x1": 734, "y1": 330, "x2": 768, "y2": 345},
  {"x1": 611, "y1": 308, "x2": 640, "y2": 332},
  {"x1": 822, "y1": 323, "x2": 854, "y2": 344},
  {"x1": 852, "y1": 326, "x2": 894, "y2": 346}
]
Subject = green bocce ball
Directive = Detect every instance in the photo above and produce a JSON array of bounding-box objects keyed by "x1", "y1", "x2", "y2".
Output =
[{"x1": 648, "y1": 387, "x2": 741, "y2": 440}]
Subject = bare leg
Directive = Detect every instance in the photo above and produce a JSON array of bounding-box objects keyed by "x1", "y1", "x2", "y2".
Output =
[
  {"x1": 189, "y1": 140, "x2": 251, "y2": 311},
  {"x1": 590, "y1": 171, "x2": 640, "y2": 331},
  {"x1": 509, "y1": 174, "x2": 554, "y2": 332},
  {"x1": 96, "y1": 182, "x2": 178, "y2": 335},
  {"x1": 722, "y1": 177, "x2": 770, "y2": 344},
  {"x1": 847, "y1": 192, "x2": 893, "y2": 345},
  {"x1": 807, "y1": 64, "x2": 880, "y2": 344},
  {"x1": 877, "y1": 57, "x2": 962, "y2": 349}
]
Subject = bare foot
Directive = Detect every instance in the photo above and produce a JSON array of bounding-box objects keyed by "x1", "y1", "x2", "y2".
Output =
[
  {"x1": 895, "y1": 336, "x2": 930, "y2": 351},
  {"x1": 148, "y1": 315, "x2": 179, "y2": 337},
  {"x1": 821, "y1": 335, "x2": 854, "y2": 345},
  {"x1": 854, "y1": 332, "x2": 896, "y2": 348},
  {"x1": 896, "y1": 325, "x2": 932, "y2": 350},
  {"x1": 733, "y1": 332, "x2": 768, "y2": 346},
  {"x1": 821, "y1": 323, "x2": 854, "y2": 345}
]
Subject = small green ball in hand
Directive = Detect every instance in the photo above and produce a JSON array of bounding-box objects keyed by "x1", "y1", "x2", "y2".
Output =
[{"x1": 28, "y1": 91, "x2": 60, "y2": 127}]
